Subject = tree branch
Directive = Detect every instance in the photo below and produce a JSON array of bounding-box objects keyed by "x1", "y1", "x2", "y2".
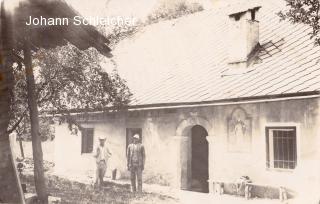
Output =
[{"x1": 7, "y1": 109, "x2": 27, "y2": 134}]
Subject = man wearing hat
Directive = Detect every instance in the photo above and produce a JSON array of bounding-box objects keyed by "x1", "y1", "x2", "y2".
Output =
[
  {"x1": 127, "y1": 134, "x2": 146, "y2": 193},
  {"x1": 94, "y1": 135, "x2": 112, "y2": 187}
]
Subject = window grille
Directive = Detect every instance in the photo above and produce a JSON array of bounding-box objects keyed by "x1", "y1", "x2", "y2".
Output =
[{"x1": 266, "y1": 127, "x2": 297, "y2": 170}]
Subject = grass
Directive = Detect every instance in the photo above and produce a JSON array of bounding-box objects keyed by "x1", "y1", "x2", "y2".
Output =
[{"x1": 21, "y1": 174, "x2": 178, "y2": 204}]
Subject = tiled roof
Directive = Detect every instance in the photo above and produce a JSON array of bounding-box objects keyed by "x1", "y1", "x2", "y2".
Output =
[{"x1": 111, "y1": 0, "x2": 320, "y2": 106}]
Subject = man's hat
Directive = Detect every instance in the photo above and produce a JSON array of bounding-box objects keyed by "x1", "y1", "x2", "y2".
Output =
[
  {"x1": 99, "y1": 135, "x2": 106, "y2": 140},
  {"x1": 133, "y1": 134, "x2": 140, "y2": 139}
]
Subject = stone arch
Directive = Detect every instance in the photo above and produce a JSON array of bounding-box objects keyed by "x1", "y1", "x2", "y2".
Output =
[
  {"x1": 175, "y1": 116, "x2": 212, "y2": 136},
  {"x1": 174, "y1": 116, "x2": 213, "y2": 192}
]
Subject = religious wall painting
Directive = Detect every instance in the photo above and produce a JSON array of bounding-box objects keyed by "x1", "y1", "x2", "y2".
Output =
[{"x1": 227, "y1": 107, "x2": 252, "y2": 152}]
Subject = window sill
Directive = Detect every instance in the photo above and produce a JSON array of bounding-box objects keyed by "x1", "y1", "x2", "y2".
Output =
[
  {"x1": 81, "y1": 152, "x2": 93, "y2": 155},
  {"x1": 266, "y1": 168, "x2": 295, "y2": 173}
]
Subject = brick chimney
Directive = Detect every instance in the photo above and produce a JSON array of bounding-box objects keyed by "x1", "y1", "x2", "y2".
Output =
[{"x1": 228, "y1": 6, "x2": 261, "y2": 68}]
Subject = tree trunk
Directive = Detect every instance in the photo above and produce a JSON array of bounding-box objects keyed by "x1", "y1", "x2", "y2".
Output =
[
  {"x1": 0, "y1": 79, "x2": 23, "y2": 202},
  {"x1": 0, "y1": 2, "x2": 25, "y2": 203},
  {"x1": 19, "y1": 135, "x2": 25, "y2": 158},
  {"x1": 0, "y1": 57, "x2": 18, "y2": 203},
  {"x1": 23, "y1": 38, "x2": 48, "y2": 204}
]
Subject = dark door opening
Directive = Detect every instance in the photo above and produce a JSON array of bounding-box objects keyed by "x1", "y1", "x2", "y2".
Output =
[{"x1": 191, "y1": 125, "x2": 209, "y2": 193}]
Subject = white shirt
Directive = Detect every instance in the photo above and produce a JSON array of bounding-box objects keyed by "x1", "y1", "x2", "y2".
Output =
[{"x1": 95, "y1": 145, "x2": 112, "y2": 163}]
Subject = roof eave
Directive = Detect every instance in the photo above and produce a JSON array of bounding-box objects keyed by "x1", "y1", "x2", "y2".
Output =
[{"x1": 45, "y1": 91, "x2": 320, "y2": 115}]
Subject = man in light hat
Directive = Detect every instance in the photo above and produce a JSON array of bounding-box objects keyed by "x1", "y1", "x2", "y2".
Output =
[
  {"x1": 127, "y1": 134, "x2": 146, "y2": 193},
  {"x1": 94, "y1": 135, "x2": 112, "y2": 187}
]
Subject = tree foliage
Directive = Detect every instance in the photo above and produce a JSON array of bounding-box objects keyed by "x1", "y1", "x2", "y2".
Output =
[
  {"x1": 147, "y1": 0, "x2": 204, "y2": 24},
  {"x1": 278, "y1": 0, "x2": 320, "y2": 45},
  {"x1": 36, "y1": 45, "x2": 131, "y2": 111},
  {"x1": 9, "y1": 44, "x2": 132, "y2": 140},
  {"x1": 106, "y1": 23, "x2": 141, "y2": 46}
]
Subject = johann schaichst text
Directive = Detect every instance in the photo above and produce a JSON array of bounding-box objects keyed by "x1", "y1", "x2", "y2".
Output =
[{"x1": 26, "y1": 16, "x2": 136, "y2": 26}]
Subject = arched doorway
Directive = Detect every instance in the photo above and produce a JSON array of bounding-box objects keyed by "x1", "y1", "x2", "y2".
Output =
[
  {"x1": 191, "y1": 125, "x2": 209, "y2": 193},
  {"x1": 175, "y1": 116, "x2": 212, "y2": 193}
]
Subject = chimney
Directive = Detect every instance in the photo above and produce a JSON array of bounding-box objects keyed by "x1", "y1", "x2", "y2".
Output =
[{"x1": 228, "y1": 6, "x2": 261, "y2": 68}]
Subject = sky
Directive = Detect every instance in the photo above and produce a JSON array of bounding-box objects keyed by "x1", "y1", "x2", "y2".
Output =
[
  {"x1": 66, "y1": 0, "x2": 214, "y2": 20},
  {"x1": 66, "y1": 0, "x2": 159, "y2": 20},
  {"x1": 5, "y1": 0, "x2": 215, "y2": 20}
]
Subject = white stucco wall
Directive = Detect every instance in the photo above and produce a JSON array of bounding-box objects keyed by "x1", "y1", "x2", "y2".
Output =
[
  {"x1": 54, "y1": 97, "x2": 320, "y2": 197},
  {"x1": 54, "y1": 119, "x2": 128, "y2": 180}
]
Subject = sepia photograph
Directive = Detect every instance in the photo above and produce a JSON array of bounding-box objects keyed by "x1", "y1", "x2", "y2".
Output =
[{"x1": 0, "y1": 0, "x2": 320, "y2": 203}]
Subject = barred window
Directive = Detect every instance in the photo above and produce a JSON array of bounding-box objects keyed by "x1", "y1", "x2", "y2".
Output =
[
  {"x1": 266, "y1": 127, "x2": 297, "y2": 170},
  {"x1": 81, "y1": 128, "x2": 94, "y2": 154}
]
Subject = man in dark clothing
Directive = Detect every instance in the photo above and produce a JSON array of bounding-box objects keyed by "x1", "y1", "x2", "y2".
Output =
[{"x1": 127, "y1": 134, "x2": 146, "y2": 193}]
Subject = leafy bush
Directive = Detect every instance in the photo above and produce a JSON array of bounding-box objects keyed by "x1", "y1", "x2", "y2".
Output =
[
  {"x1": 147, "y1": 0, "x2": 204, "y2": 24},
  {"x1": 106, "y1": 22, "x2": 142, "y2": 46},
  {"x1": 16, "y1": 117, "x2": 55, "y2": 142}
]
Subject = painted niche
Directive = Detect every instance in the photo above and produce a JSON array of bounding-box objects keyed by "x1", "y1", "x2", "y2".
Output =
[{"x1": 227, "y1": 107, "x2": 252, "y2": 152}]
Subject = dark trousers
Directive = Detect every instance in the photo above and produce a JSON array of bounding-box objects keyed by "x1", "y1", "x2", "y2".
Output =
[{"x1": 130, "y1": 165, "x2": 142, "y2": 192}]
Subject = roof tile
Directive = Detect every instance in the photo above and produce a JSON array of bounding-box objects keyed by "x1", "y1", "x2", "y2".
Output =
[{"x1": 111, "y1": 0, "x2": 320, "y2": 106}]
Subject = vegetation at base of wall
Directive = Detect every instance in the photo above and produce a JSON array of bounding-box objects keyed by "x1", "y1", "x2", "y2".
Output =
[
  {"x1": 20, "y1": 158, "x2": 54, "y2": 173},
  {"x1": 144, "y1": 173, "x2": 171, "y2": 186}
]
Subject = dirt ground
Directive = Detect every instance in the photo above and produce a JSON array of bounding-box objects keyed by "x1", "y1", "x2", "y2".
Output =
[
  {"x1": 22, "y1": 173, "x2": 307, "y2": 204},
  {"x1": 22, "y1": 174, "x2": 178, "y2": 204},
  {"x1": 17, "y1": 142, "x2": 305, "y2": 204},
  {"x1": 17, "y1": 142, "x2": 178, "y2": 204}
]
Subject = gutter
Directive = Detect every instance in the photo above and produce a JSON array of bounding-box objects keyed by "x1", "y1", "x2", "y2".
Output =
[
  {"x1": 47, "y1": 91, "x2": 320, "y2": 116},
  {"x1": 127, "y1": 93, "x2": 320, "y2": 111}
]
